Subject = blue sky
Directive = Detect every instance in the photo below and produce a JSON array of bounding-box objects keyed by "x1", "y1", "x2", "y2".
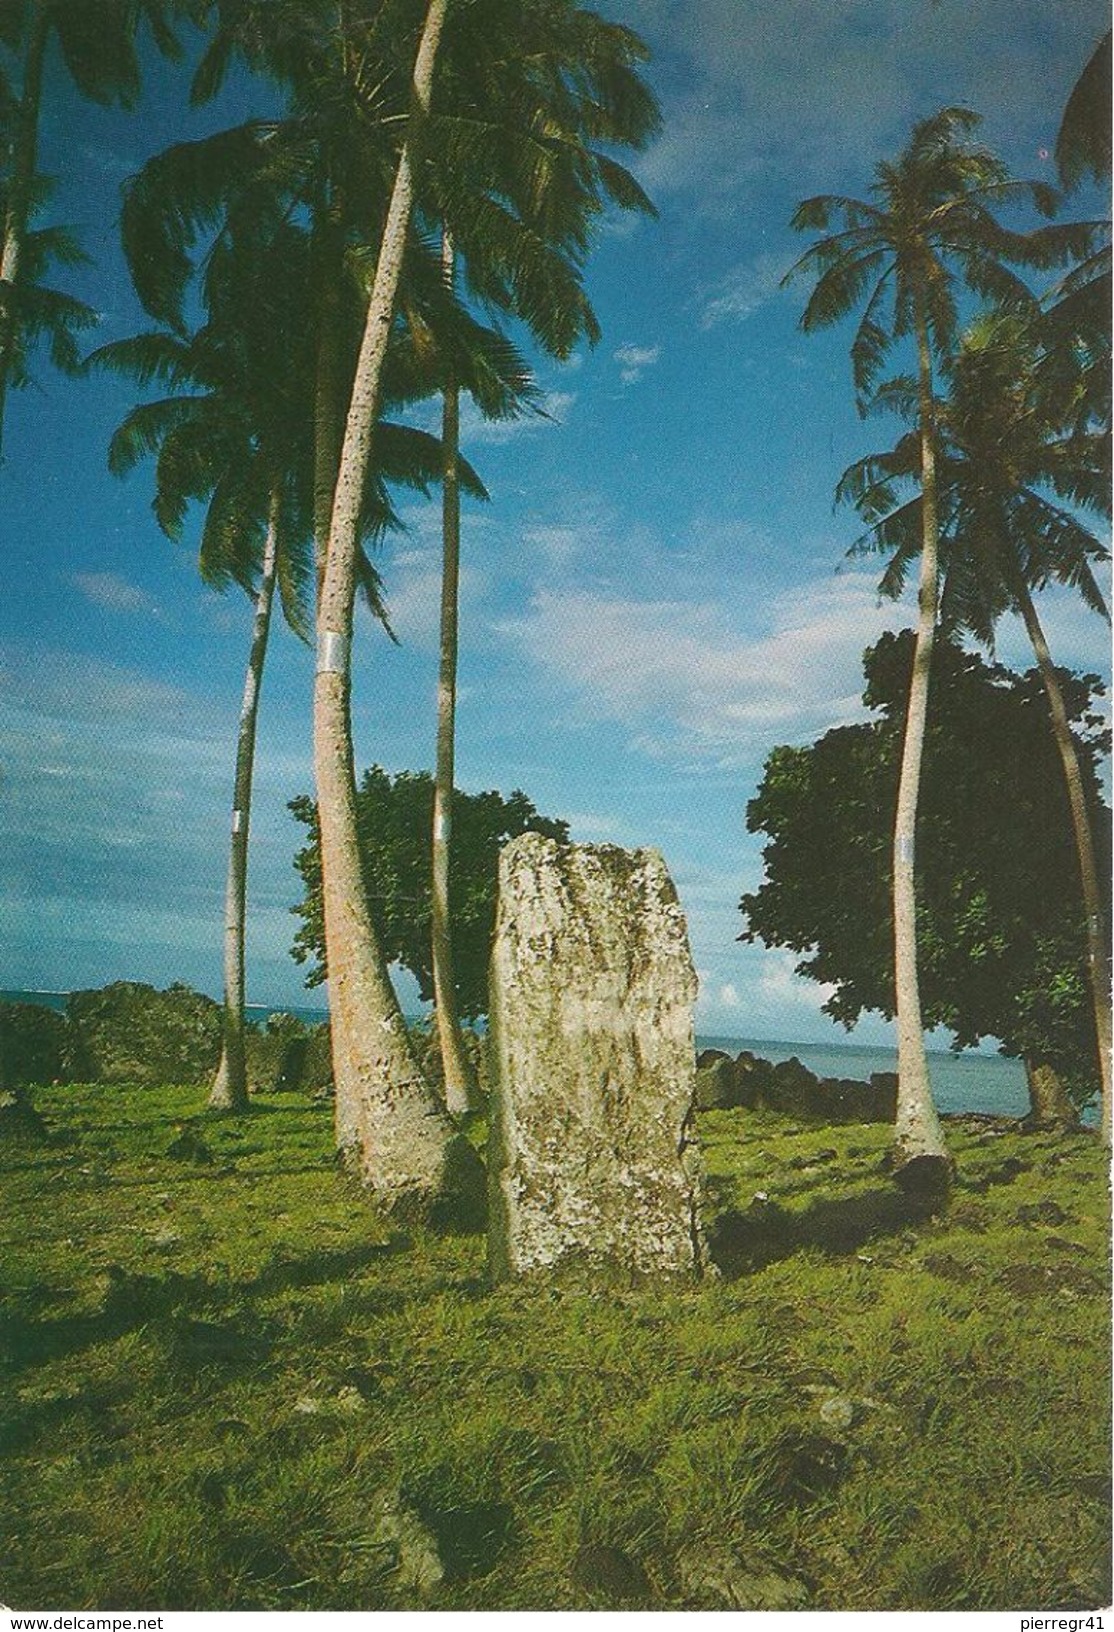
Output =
[{"x1": 1, "y1": 0, "x2": 1109, "y2": 1045}]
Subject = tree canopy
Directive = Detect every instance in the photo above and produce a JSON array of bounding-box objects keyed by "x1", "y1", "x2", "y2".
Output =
[
  {"x1": 289, "y1": 768, "x2": 568, "y2": 1019},
  {"x1": 740, "y1": 630, "x2": 1111, "y2": 1104}
]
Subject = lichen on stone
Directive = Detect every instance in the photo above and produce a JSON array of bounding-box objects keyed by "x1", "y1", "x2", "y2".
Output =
[{"x1": 488, "y1": 835, "x2": 706, "y2": 1282}]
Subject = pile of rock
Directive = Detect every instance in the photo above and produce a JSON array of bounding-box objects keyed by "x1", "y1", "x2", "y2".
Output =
[{"x1": 695, "y1": 1048, "x2": 897, "y2": 1125}]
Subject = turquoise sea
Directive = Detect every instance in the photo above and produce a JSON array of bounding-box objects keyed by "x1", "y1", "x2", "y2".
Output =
[{"x1": 4, "y1": 988, "x2": 1033, "y2": 1117}]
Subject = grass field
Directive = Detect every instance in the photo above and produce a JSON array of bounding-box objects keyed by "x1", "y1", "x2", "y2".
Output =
[{"x1": 1, "y1": 1080, "x2": 1110, "y2": 1611}]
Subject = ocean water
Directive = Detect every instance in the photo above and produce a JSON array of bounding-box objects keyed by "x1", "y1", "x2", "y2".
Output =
[
  {"x1": 3, "y1": 988, "x2": 1036, "y2": 1117},
  {"x1": 697, "y1": 1033, "x2": 1030, "y2": 1120}
]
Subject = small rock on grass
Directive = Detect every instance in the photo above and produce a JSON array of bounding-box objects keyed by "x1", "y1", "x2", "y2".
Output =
[
  {"x1": 678, "y1": 1546, "x2": 809, "y2": 1610},
  {"x1": 368, "y1": 1491, "x2": 445, "y2": 1596},
  {"x1": 818, "y1": 1394, "x2": 857, "y2": 1429}
]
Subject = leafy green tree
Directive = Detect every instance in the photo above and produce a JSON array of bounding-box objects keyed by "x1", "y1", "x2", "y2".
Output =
[
  {"x1": 740, "y1": 632, "x2": 1110, "y2": 1122},
  {"x1": 289, "y1": 768, "x2": 569, "y2": 1025},
  {"x1": 786, "y1": 106, "x2": 1089, "y2": 1176},
  {"x1": 838, "y1": 311, "x2": 1112, "y2": 1139}
]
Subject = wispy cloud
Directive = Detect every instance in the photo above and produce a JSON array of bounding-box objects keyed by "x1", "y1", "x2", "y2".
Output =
[
  {"x1": 757, "y1": 948, "x2": 837, "y2": 1014},
  {"x1": 631, "y1": 0, "x2": 1084, "y2": 208},
  {"x1": 69, "y1": 571, "x2": 163, "y2": 618},
  {"x1": 699, "y1": 251, "x2": 791, "y2": 329},
  {"x1": 0, "y1": 640, "x2": 201, "y2": 729},
  {"x1": 458, "y1": 388, "x2": 576, "y2": 446},
  {"x1": 497, "y1": 569, "x2": 909, "y2": 769},
  {"x1": 0, "y1": 639, "x2": 315, "y2": 999},
  {"x1": 373, "y1": 514, "x2": 496, "y2": 652},
  {"x1": 613, "y1": 343, "x2": 661, "y2": 385}
]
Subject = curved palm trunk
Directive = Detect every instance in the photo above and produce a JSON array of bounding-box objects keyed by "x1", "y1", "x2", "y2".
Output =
[
  {"x1": 0, "y1": 0, "x2": 49, "y2": 457},
  {"x1": 1015, "y1": 581, "x2": 1112, "y2": 1144},
  {"x1": 313, "y1": 0, "x2": 455, "y2": 1200},
  {"x1": 209, "y1": 490, "x2": 280, "y2": 1112},
  {"x1": 432, "y1": 232, "x2": 478, "y2": 1114},
  {"x1": 890, "y1": 311, "x2": 950, "y2": 1176}
]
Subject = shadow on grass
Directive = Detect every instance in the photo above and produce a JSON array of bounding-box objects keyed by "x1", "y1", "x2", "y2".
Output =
[
  {"x1": 707, "y1": 1184, "x2": 942, "y2": 1280},
  {"x1": 0, "y1": 1239, "x2": 409, "y2": 1377}
]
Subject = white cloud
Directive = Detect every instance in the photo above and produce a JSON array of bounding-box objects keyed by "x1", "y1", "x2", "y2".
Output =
[
  {"x1": 630, "y1": 0, "x2": 1096, "y2": 211},
  {"x1": 498, "y1": 568, "x2": 909, "y2": 768},
  {"x1": 373, "y1": 517, "x2": 495, "y2": 653},
  {"x1": 69, "y1": 571, "x2": 162, "y2": 618},
  {"x1": 991, "y1": 576, "x2": 1113, "y2": 682},
  {"x1": 757, "y1": 949, "x2": 837, "y2": 1013},
  {"x1": 699, "y1": 251, "x2": 791, "y2": 329},
  {"x1": 541, "y1": 390, "x2": 577, "y2": 425},
  {"x1": 0, "y1": 640, "x2": 204, "y2": 731},
  {"x1": 459, "y1": 389, "x2": 575, "y2": 446},
  {"x1": 612, "y1": 343, "x2": 661, "y2": 384},
  {"x1": 0, "y1": 638, "x2": 316, "y2": 1002}
]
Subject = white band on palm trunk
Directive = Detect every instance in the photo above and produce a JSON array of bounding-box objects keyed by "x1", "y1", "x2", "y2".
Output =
[{"x1": 317, "y1": 630, "x2": 350, "y2": 675}]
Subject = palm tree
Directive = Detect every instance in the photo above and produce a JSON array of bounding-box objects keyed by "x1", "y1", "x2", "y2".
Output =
[
  {"x1": 1055, "y1": 30, "x2": 1111, "y2": 190},
  {"x1": 419, "y1": 7, "x2": 659, "y2": 1114},
  {"x1": 429, "y1": 232, "x2": 473, "y2": 1113},
  {"x1": 1043, "y1": 31, "x2": 1112, "y2": 436},
  {"x1": 0, "y1": 178, "x2": 96, "y2": 451},
  {"x1": 837, "y1": 311, "x2": 1112, "y2": 1140},
  {"x1": 785, "y1": 107, "x2": 1089, "y2": 1178},
  {"x1": 311, "y1": 0, "x2": 462, "y2": 1207},
  {"x1": 95, "y1": 218, "x2": 484, "y2": 1118},
  {"x1": 299, "y1": 0, "x2": 655, "y2": 1196},
  {"x1": 123, "y1": 0, "x2": 658, "y2": 1206},
  {"x1": 0, "y1": 0, "x2": 192, "y2": 453}
]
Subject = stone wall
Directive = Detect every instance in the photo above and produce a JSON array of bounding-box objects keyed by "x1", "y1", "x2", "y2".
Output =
[{"x1": 695, "y1": 1048, "x2": 897, "y2": 1123}]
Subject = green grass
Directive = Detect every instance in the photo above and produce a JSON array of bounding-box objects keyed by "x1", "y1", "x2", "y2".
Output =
[{"x1": 1, "y1": 1083, "x2": 1109, "y2": 1610}]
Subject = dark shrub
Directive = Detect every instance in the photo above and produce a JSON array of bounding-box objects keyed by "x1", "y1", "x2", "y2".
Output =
[
  {"x1": 244, "y1": 1012, "x2": 322, "y2": 1094},
  {"x1": 0, "y1": 1003, "x2": 72, "y2": 1088},
  {"x1": 66, "y1": 982, "x2": 222, "y2": 1085},
  {"x1": 302, "y1": 1023, "x2": 334, "y2": 1097}
]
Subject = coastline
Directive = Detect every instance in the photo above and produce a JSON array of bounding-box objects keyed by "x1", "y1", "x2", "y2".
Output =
[{"x1": 4, "y1": 987, "x2": 1031, "y2": 1117}]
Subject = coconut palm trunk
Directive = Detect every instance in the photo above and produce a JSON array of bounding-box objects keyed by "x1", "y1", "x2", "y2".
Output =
[
  {"x1": 313, "y1": 0, "x2": 455, "y2": 1198},
  {"x1": 1014, "y1": 579, "x2": 1112, "y2": 1143},
  {"x1": 0, "y1": 0, "x2": 49, "y2": 455},
  {"x1": 209, "y1": 489, "x2": 281, "y2": 1111},
  {"x1": 890, "y1": 310, "x2": 950, "y2": 1175},
  {"x1": 431, "y1": 232, "x2": 478, "y2": 1114}
]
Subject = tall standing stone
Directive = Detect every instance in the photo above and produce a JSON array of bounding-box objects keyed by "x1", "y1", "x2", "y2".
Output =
[{"x1": 488, "y1": 833, "x2": 706, "y2": 1280}]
